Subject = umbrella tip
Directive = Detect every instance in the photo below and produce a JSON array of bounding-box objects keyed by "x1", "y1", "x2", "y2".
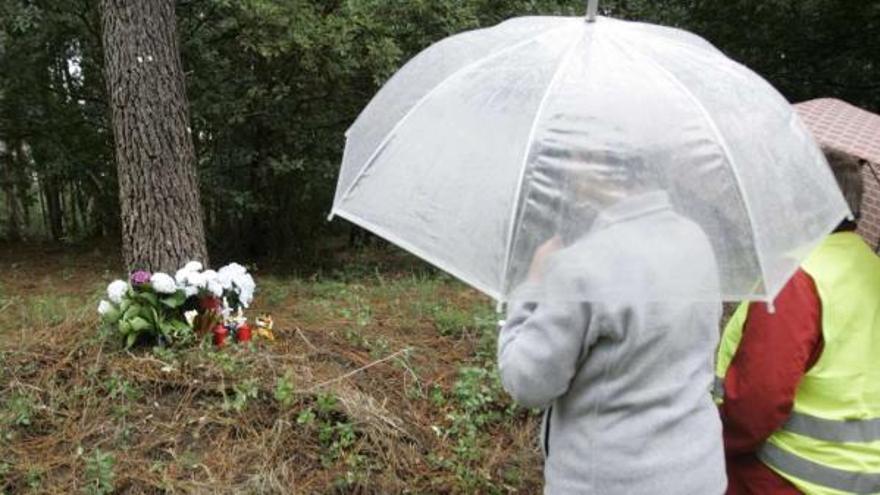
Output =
[{"x1": 585, "y1": 0, "x2": 599, "y2": 22}]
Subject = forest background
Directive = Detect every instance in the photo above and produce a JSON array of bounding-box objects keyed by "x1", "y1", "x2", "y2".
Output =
[{"x1": 2, "y1": 0, "x2": 878, "y2": 264}]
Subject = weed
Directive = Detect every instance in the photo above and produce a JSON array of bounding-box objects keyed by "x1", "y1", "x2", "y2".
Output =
[
  {"x1": 429, "y1": 384, "x2": 447, "y2": 408},
  {"x1": 224, "y1": 379, "x2": 259, "y2": 412},
  {"x1": 104, "y1": 374, "x2": 142, "y2": 402},
  {"x1": 151, "y1": 345, "x2": 177, "y2": 363},
  {"x1": 83, "y1": 449, "x2": 115, "y2": 495},
  {"x1": 273, "y1": 371, "x2": 296, "y2": 408},
  {"x1": 369, "y1": 336, "x2": 390, "y2": 359},
  {"x1": 315, "y1": 393, "x2": 337, "y2": 415},
  {"x1": 338, "y1": 291, "x2": 372, "y2": 328},
  {"x1": 432, "y1": 365, "x2": 517, "y2": 491},
  {"x1": 430, "y1": 303, "x2": 495, "y2": 339},
  {"x1": 20, "y1": 295, "x2": 71, "y2": 328},
  {"x1": 25, "y1": 468, "x2": 43, "y2": 491},
  {"x1": 207, "y1": 349, "x2": 244, "y2": 375},
  {"x1": 260, "y1": 278, "x2": 290, "y2": 307},
  {"x1": 3, "y1": 392, "x2": 35, "y2": 429},
  {"x1": 297, "y1": 408, "x2": 316, "y2": 425}
]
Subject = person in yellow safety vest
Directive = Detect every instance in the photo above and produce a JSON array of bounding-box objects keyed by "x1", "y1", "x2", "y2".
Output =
[{"x1": 714, "y1": 147, "x2": 880, "y2": 495}]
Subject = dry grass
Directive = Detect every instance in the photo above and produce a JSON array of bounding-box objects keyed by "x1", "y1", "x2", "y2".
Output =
[{"x1": 0, "y1": 243, "x2": 542, "y2": 494}]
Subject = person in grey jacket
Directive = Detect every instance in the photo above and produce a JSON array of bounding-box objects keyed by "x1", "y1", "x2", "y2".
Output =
[{"x1": 498, "y1": 190, "x2": 726, "y2": 494}]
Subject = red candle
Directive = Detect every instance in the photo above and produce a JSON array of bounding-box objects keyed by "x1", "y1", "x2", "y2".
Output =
[
  {"x1": 213, "y1": 325, "x2": 228, "y2": 347},
  {"x1": 237, "y1": 323, "x2": 252, "y2": 343}
]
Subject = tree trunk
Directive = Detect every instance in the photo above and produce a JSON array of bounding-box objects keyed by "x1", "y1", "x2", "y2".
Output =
[
  {"x1": 100, "y1": 0, "x2": 208, "y2": 273},
  {"x1": 1, "y1": 143, "x2": 22, "y2": 241},
  {"x1": 42, "y1": 177, "x2": 65, "y2": 241}
]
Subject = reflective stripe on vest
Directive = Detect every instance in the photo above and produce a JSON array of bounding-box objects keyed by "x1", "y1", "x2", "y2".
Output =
[
  {"x1": 783, "y1": 412, "x2": 880, "y2": 443},
  {"x1": 759, "y1": 443, "x2": 880, "y2": 495}
]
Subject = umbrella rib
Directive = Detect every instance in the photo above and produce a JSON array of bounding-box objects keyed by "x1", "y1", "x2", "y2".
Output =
[
  {"x1": 613, "y1": 39, "x2": 771, "y2": 301},
  {"x1": 499, "y1": 26, "x2": 589, "y2": 298},
  {"x1": 334, "y1": 22, "x2": 579, "y2": 209}
]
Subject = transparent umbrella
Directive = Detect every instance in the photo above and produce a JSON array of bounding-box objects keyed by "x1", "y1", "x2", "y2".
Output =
[{"x1": 329, "y1": 6, "x2": 849, "y2": 304}]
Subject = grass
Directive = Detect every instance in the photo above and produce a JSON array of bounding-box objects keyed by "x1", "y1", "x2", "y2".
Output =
[{"x1": 0, "y1": 242, "x2": 542, "y2": 493}]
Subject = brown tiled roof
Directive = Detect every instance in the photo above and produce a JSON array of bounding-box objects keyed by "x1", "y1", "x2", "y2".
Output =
[{"x1": 794, "y1": 98, "x2": 880, "y2": 165}]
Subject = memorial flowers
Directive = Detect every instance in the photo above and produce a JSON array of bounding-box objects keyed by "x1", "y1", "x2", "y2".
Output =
[{"x1": 98, "y1": 261, "x2": 262, "y2": 349}]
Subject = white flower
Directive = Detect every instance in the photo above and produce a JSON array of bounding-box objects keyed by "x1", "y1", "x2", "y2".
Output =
[
  {"x1": 97, "y1": 300, "x2": 114, "y2": 315},
  {"x1": 150, "y1": 272, "x2": 177, "y2": 294},
  {"x1": 203, "y1": 269, "x2": 223, "y2": 297},
  {"x1": 233, "y1": 273, "x2": 256, "y2": 308},
  {"x1": 187, "y1": 271, "x2": 207, "y2": 288},
  {"x1": 184, "y1": 285, "x2": 199, "y2": 297},
  {"x1": 218, "y1": 263, "x2": 247, "y2": 291},
  {"x1": 107, "y1": 280, "x2": 128, "y2": 304},
  {"x1": 183, "y1": 261, "x2": 203, "y2": 272},
  {"x1": 219, "y1": 262, "x2": 247, "y2": 277},
  {"x1": 184, "y1": 310, "x2": 199, "y2": 327}
]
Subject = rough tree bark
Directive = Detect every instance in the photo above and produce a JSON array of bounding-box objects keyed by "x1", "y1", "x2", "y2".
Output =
[
  {"x1": 100, "y1": 0, "x2": 208, "y2": 273},
  {"x1": 0, "y1": 141, "x2": 22, "y2": 241}
]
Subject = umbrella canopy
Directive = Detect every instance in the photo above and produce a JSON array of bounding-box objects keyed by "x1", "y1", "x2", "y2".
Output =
[{"x1": 330, "y1": 15, "x2": 849, "y2": 303}]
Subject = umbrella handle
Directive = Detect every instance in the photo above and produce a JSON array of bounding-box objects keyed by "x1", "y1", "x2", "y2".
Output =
[{"x1": 586, "y1": 0, "x2": 599, "y2": 22}]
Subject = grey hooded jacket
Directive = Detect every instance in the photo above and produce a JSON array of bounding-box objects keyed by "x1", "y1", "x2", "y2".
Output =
[{"x1": 498, "y1": 192, "x2": 726, "y2": 494}]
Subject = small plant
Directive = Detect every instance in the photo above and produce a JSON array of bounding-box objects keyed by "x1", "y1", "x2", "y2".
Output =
[
  {"x1": 3, "y1": 392, "x2": 35, "y2": 428},
  {"x1": 296, "y1": 408, "x2": 316, "y2": 425},
  {"x1": 104, "y1": 374, "x2": 142, "y2": 402},
  {"x1": 273, "y1": 371, "x2": 296, "y2": 407},
  {"x1": 207, "y1": 349, "x2": 244, "y2": 375},
  {"x1": 151, "y1": 345, "x2": 178, "y2": 363},
  {"x1": 26, "y1": 468, "x2": 43, "y2": 491},
  {"x1": 298, "y1": 393, "x2": 360, "y2": 465},
  {"x1": 224, "y1": 379, "x2": 259, "y2": 412},
  {"x1": 84, "y1": 449, "x2": 115, "y2": 495}
]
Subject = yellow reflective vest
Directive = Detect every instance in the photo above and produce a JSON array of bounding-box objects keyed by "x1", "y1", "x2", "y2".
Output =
[{"x1": 716, "y1": 232, "x2": 880, "y2": 495}]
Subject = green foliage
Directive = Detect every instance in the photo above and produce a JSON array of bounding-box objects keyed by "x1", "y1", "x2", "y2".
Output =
[
  {"x1": 273, "y1": 370, "x2": 296, "y2": 407},
  {"x1": 25, "y1": 468, "x2": 43, "y2": 491},
  {"x1": 3, "y1": 0, "x2": 877, "y2": 256},
  {"x1": 430, "y1": 302, "x2": 496, "y2": 339},
  {"x1": 101, "y1": 286, "x2": 193, "y2": 349},
  {"x1": 2, "y1": 391, "x2": 35, "y2": 429},
  {"x1": 83, "y1": 449, "x2": 115, "y2": 495},
  {"x1": 224, "y1": 378, "x2": 260, "y2": 412},
  {"x1": 103, "y1": 374, "x2": 142, "y2": 403}
]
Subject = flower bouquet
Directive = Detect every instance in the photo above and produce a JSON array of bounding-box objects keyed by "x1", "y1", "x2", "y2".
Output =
[{"x1": 98, "y1": 261, "x2": 259, "y2": 349}]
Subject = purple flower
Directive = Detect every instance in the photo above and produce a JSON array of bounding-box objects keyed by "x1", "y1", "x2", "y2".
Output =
[{"x1": 130, "y1": 270, "x2": 152, "y2": 287}]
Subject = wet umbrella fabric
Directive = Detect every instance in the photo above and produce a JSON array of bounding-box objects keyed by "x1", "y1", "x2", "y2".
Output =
[{"x1": 330, "y1": 15, "x2": 849, "y2": 303}]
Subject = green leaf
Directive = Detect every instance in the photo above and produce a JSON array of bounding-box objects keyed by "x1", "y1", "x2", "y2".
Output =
[
  {"x1": 130, "y1": 316, "x2": 153, "y2": 333},
  {"x1": 103, "y1": 308, "x2": 122, "y2": 324},
  {"x1": 170, "y1": 319, "x2": 190, "y2": 332},
  {"x1": 125, "y1": 333, "x2": 137, "y2": 349},
  {"x1": 160, "y1": 291, "x2": 187, "y2": 309},
  {"x1": 119, "y1": 320, "x2": 132, "y2": 334},
  {"x1": 122, "y1": 304, "x2": 141, "y2": 322},
  {"x1": 138, "y1": 291, "x2": 159, "y2": 307}
]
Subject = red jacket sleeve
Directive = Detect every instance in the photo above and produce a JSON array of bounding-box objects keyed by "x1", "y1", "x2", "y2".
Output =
[{"x1": 720, "y1": 269, "x2": 824, "y2": 456}]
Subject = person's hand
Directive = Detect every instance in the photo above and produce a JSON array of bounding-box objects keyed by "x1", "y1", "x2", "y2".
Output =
[{"x1": 527, "y1": 235, "x2": 563, "y2": 283}]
